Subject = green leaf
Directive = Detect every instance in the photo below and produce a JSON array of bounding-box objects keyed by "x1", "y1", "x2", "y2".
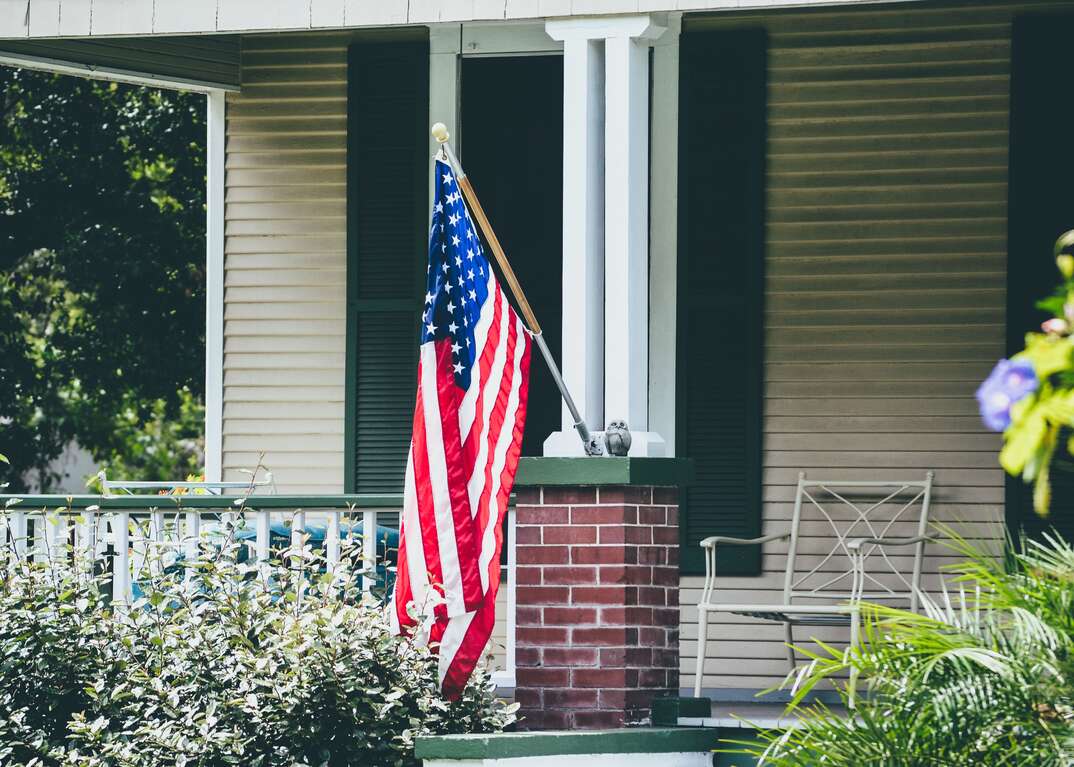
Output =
[
  {"x1": 1001, "y1": 403, "x2": 1048, "y2": 476},
  {"x1": 1020, "y1": 334, "x2": 1074, "y2": 378}
]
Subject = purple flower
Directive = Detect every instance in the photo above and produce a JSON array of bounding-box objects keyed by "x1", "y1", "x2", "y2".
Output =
[{"x1": 976, "y1": 359, "x2": 1038, "y2": 432}]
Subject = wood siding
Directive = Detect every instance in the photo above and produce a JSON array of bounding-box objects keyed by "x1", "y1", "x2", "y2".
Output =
[
  {"x1": 224, "y1": 32, "x2": 349, "y2": 494},
  {"x1": 678, "y1": 0, "x2": 1036, "y2": 693}
]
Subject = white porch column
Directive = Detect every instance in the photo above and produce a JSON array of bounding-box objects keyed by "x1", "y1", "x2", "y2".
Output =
[
  {"x1": 544, "y1": 21, "x2": 605, "y2": 457},
  {"x1": 204, "y1": 89, "x2": 226, "y2": 483},
  {"x1": 604, "y1": 16, "x2": 665, "y2": 457}
]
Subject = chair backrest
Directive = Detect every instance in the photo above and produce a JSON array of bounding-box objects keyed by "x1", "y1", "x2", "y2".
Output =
[
  {"x1": 783, "y1": 472, "x2": 934, "y2": 611},
  {"x1": 99, "y1": 469, "x2": 277, "y2": 497}
]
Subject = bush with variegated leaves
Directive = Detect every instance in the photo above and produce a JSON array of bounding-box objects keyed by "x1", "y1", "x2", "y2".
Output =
[{"x1": 0, "y1": 512, "x2": 515, "y2": 767}]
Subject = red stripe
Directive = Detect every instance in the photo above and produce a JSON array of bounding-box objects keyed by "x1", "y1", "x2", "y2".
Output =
[
  {"x1": 440, "y1": 602, "x2": 496, "y2": 700},
  {"x1": 441, "y1": 326, "x2": 531, "y2": 699},
  {"x1": 409, "y1": 359, "x2": 446, "y2": 614},
  {"x1": 433, "y1": 338, "x2": 483, "y2": 611},
  {"x1": 393, "y1": 519, "x2": 414, "y2": 631},
  {"x1": 462, "y1": 283, "x2": 504, "y2": 471},
  {"x1": 474, "y1": 317, "x2": 518, "y2": 536}
]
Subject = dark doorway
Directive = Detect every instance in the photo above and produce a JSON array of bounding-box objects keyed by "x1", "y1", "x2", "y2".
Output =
[
  {"x1": 1007, "y1": 14, "x2": 1074, "y2": 543},
  {"x1": 460, "y1": 55, "x2": 564, "y2": 457}
]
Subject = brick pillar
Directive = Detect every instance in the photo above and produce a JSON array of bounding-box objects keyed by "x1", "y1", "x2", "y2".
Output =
[{"x1": 513, "y1": 484, "x2": 679, "y2": 730}]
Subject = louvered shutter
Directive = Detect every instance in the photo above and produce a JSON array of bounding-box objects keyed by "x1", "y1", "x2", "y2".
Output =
[
  {"x1": 677, "y1": 28, "x2": 767, "y2": 576},
  {"x1": 1007, "y1": 13, "x2": 1074, "y2": 543},
  {"x1": 345, "y1": 36, "x2": 429, "y2": 494}
]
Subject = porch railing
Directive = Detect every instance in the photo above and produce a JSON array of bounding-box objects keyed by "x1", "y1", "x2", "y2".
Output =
[{"x1": 0, "y1": 493, "x2": 517, "y2": 689}]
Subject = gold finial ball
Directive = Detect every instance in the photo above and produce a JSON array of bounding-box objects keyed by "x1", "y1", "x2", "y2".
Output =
[{"x1": 431, "y1": 122, "x2": 450, "y2": 143}]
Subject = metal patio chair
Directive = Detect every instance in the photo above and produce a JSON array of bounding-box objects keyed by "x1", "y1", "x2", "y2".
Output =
[{"x1": 693, "y1": 472, "x2": 934, "y2": 704}]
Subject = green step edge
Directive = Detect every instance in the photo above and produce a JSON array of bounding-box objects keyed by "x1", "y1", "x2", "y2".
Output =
[{"x1": 414, "y1": 727, "x2": 720, "y2": 760}]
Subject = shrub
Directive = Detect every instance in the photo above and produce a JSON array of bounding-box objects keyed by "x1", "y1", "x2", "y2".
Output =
[
  {"x1": 0, "y1": 516, "x2": 515, "y2": 766},
  {"x1": 739, "y1": 531, "x2": 1074, "y2": 766}
]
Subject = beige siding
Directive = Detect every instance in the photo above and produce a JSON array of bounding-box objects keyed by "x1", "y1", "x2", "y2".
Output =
[
  {"x1": 223, "y1": 32, "x2": 349, "y2": 493},
  {"x1": 677, "y1": 0, "x2": 1038, "y2": 694}
]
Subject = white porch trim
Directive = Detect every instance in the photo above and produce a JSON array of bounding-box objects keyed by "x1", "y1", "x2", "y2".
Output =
[
  {"x1": 0, "y1": 50, "x2": 239, "y2": 93},
  {"x1": 204, "y1": 89, "x2": 226, "y2": 484}
]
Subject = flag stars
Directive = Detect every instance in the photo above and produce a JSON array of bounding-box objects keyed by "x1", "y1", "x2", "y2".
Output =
[
  {"x1": 453, "y1": 362, "x2": 464, "y2": 375},
  {"x1": 425, "y1": 291, "x2": 435, "y2": 305},
  {"x1": 446, "y1": 301, "x2": 456, "y2": 314},
  {"x1": 451, "y1": 341, "x2": 461, "y2": 355},
  {"x1": 442, "y1": 172, "x2": 454, "y2": 184},
  {"x1": 448, "y1": 212, "x2": 460, "y2": 227},
  {"x1": 426, "y1": 322, "x2": 437, "y2": 335},
  {"x1": 468, "y1": 289, "x2": 477, "y2": 301},
  {"x1": 455, "y1": 256, "x2": 462, "y2": 267},
  {"x1": 451, "y1": 234, "x2": 461, "y2": 247},
  {"x1": 449, "y1": 322, "x2": 458, "y2": 334}
]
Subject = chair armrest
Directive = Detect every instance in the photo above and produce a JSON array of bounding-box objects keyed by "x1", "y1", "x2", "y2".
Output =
[
  {"x1": 700, "y1": 532, "x2": 790, "y2": 549},
  {"x1": 846, "y1": 535, "x2": 934, "y2": 552}
]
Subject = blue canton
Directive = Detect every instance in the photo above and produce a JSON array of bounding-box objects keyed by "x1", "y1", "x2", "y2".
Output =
[{"x1": 424, "y1": 158, "x2": 491, "y2": 390}]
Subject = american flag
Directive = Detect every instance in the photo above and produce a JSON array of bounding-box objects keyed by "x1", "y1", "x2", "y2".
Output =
[{"x1": 391, "y1": 157, "x2": 531, "y2": 696}]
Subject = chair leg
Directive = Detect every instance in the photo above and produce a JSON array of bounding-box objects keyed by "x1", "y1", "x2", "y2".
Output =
[
  {"x1": 784, "y1": 622, "x2": 795, "y2": 673},
  {"x1": 848, "y1": 607, "x2": 861, "y2": 709},
  {"x1": 694, "y1": 608, "x2": 709, "y2": 699}
]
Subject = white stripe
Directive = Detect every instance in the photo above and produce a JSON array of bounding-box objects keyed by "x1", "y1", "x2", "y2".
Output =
[
  {"x1": 394, "y1": 450, "x2": 429, "y2": 632},
  {"x1": 437, "y1": 609, "x2": 477, "y2": 686},
  {"x1": 477, "y1": 315, "x2": 528, "y2": 591},
  {"x1": 458, "y1": 270, "x2": 499, "y2": 442},
  {"x1": 420, "y1": 342, "x2": 468, "y2": 619},
  {"x1": 466, "y1": 282, "x2": 512, "y2": 521}
]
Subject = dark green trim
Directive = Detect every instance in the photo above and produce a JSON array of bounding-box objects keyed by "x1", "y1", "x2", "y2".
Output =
[
  {"x1": 514, "y1": 457, "x2": 693, "y2": 488},
  {"x1": 652, "y1": 697, "x2": 713, "y2": 727},
  {"x1": 0, "y1": 494, "x2": 403, "y2": 511},
  {"x1": 414, "y1": 728, "x2": 720, "y2": 759}
]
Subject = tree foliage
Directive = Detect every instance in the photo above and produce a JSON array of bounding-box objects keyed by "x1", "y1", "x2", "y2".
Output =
[{"x1": 0, "y1": 67, "x2": 206, "y2": 491}]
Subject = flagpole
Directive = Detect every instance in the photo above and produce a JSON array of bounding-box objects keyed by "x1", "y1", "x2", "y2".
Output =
[{"x1": 431, "y1": 122, "x2": 603, "y2": 457}]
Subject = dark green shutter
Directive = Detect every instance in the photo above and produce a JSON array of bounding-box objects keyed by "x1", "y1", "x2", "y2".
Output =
[
  {"x1": 1006, "y1": 14, "x2": 1074, "y2": 543},
  {"x1": 677, "y1": 27, "x2": 767, "y2": 576},
  {"x1": 345, "y1": 35, "x2": 429, "y2": 494}
]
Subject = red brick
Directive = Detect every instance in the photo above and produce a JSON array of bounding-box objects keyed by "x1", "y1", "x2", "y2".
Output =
[
  {"x1": 597, "y1": 647, "x2": 653, "y2": 667},
  {"x1": 598, "y1": 526, "x2": 624, "y2": 544},
  {"x1": 666, "y1": 588, "x2": 680, "y2": 607},
  {"x1": 516, "y1": 667, "x2": 570, "y2": 687},
  {"x1": 517, "y1": 566, "x2": 542, "y2": 585},
  {"x1": 545, "y1": 688, "x2": 599, "y2": 709},
  {"x1": 543, "y1": 487, "x2": 597, "y2": 504},
  {"x1": 513, "y1": 487, "x2": 542, "y2": 504},
  {"x1": 517, "y1": 586, "x2": 569, "y2": 605},
  {"x1": 543, "y1": 566, "x2": 597, "y2": 585},
  {"x1": 516, "y1": 606, "x2": 542, "y2": 625},
  {"x1": 516, "y1": 526, "x2": 542, "y2": 545},
  {"x1": 653, "y1": 526, "x2": 678, "y2": 545},
  {"x1": 667, "y1": 547, "x2": 680, "y2": 566},
  {"x1": 597, "y1": 688, "x2": 628, "y2": 709},
  {"x1": 573, "y1": 668, "x2": 638, "y2": 688},
  {"x1": 516, "y1": 647, "x2": 542, "y2": 667},
  {"x1": 573, "y1": 626, "x2": 636, "y2": 646},
  {"x1": 638, "y1": 668, "x2": 669, "y2": 688},
  {"x1": 597, "y1": 565, "x2": 627, "y2": 584},
  {"x1": 543, "y1": 525, "x2": 597, "y2": 544},
  {"x1": 638, "y1": 587, "x2": 667, "y2": 606},
  {"x1": 597, "y1": 564, "x2": 652, "y2": 585},
  {"x1": 517, "y1": 545, "x2": 569, "y2": 565},
  {"x1": 653, "y1": 648, "x2": 679, "y2": 668},
  {"x1": 639, "y1": 506, "x2": 666, "y2": 526},
  {"x1": 517, "y1": 505, "x2": 569, "y2": 525},
  {"x1": 571, "y1": 505, "x2": 637, "y2": 525},
  {"x1": 572, "y1": 586, "x2": 636, "y2": 605},
  {"x1": 543, "y1": 647, "x2": 599, "y2": 667},
  {"x1": 599, "y1": 606, "x2": 653, "y2": 626},
  {"x1": 653, "y1": 607, "x2": 679, "y2": 627},
  {"x1": 652, "y1": 565, "x2": 678, "y2": 586},
  {"x1": 653, "y1": 487, "x2": 679, "y2": 504},
  {"x1": 598, "y1": 525, "x2": 652, "y2": 545},
  {"x1": 572, "y1": 545, "x2": 634, "y2": 565},
  {"x1": 639, "y1": 627, "x2": 666, "y2": 646},
  {"x1": 666, "y1": 507, "x2": 679, "y2": 526},
  {"x1": 598, "y1": 486, "x2": 653, "y2": 504},
  {"x1": 638, "y1": 546, "x2": 668, "y2": 565},
  {"x1": 573, "y1": 710, "x2": 626, "y2": 729},
  {"x1": 516, "y1": 626, "x2": 569, "y2": 646},
  {"x1": 514, "y1": 687, "x2": 542, "y2": 706},
  {"x1": 544, "y1": 606, "x2": 597, "y2": 625},
  {"x1": 517, "y1": 710, "x2": 571, "y2": 730}
]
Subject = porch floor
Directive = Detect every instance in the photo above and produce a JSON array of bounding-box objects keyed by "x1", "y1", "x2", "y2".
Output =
[{"x1": 678, "y1": 701, "x2": 847, "y2": 730}]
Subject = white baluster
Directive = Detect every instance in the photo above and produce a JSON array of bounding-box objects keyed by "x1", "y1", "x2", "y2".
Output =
[
  {"x1": 112, "y1": 512, "x2": 131, "y2": 608},
  {"x1": 77, "y1": 511, "x2": 98, "y2": 575},
  {"x1": 0, "y1": 513, "x2": 8, "y2": 562},
  {"x1": 505, "y1": 507, "x2": 517, "y2": 687},
  {"x1": 291, "y1": 510, "x2": 306, "y2": 605},
  {"x1": 185, "y1": 511, "x2": 201, "y2": 568},
  {"x1": 149, "y1": 510, "x2": 165, "y2": 576},
  {"x1": 10, "y1": 511, "x2": 27, "y2": 563},
  {"x1": 46, "y1": 512, "x2": 66, "y2": 569},
  {"x1": 362, "y1": 509, "x2": 377, "y2": 595},
  {"x1": 256, "y1": 509, "x2": 271, "y2": 563},
  {"x1": 326, "y1": 510, "x2": 340, "y2": 571}
]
